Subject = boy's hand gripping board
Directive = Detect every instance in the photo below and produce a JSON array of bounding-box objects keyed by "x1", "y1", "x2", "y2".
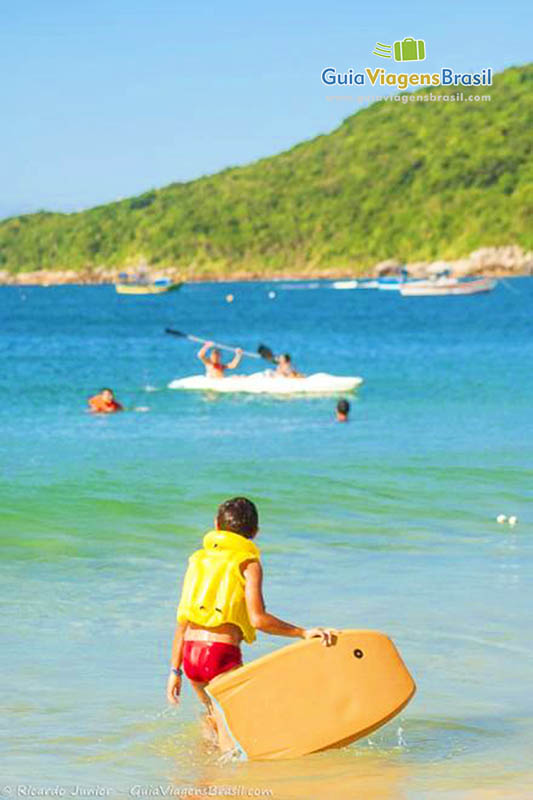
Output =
[{"x1": 206, "y1": 629, "x2": 416, "y2": 760}]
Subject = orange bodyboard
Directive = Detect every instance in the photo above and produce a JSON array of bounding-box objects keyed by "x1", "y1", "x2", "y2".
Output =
[{"x1": 206, "y1": 629, "x2": 416, "y2": 760}]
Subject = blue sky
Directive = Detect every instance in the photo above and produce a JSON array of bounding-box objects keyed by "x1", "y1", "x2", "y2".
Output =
[{"x1": 2, "y1": 0, "x2": 530, "y2": 219}]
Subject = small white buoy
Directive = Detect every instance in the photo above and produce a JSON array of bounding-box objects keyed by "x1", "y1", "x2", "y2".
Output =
[
  {"x1": 496, "y1": 514, "x2": 507, "y2": 524},
  {"x1": 508, "y1": 516, "x2": 518, "y2": 527},
  {"x1": 268, "y1": 290, "x2": 276, "y2": 299},
  {"x1": 226, "y1": 293, "x2": 234, "y2": 303}
]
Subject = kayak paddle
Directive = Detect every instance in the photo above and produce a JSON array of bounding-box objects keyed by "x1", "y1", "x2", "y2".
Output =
[{"x1": 165, "y1": 328, "x2": 264, "y2": 360}]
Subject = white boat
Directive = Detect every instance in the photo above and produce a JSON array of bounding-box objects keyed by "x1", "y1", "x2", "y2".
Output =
[
  {"x1": 400, "y1": 277, "x2": 496, "y2": 297},
  {"x1": 331, "y1": 280, "x2": 358, "y2": 290},
  {"x1": 168, "y1": 371, "x2": 363, "y2": 395},
  {"x1": 357, "y1": 279, "x2": 379, "y2": 289}
]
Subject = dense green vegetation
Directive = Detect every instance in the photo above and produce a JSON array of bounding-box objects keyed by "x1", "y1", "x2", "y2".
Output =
[{"x1": 1, "y1": 64, "x2": 532, "y2": 279}]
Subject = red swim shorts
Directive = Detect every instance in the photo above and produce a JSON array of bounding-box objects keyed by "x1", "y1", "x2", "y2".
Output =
[{"x1": 183, "y1": 641, "x2": 242, "y2": 683}]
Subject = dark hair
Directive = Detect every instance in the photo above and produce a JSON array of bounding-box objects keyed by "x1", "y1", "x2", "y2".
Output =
[
  {"x1": 337, "y1": 398, "x2": 350, "y2": 414},
  {"x1": 283, "y1": 354, "x2": 291, "y2": 362},
  {"x1": 100, "y1": 387, "x2": 113, "y2": 394},
  {"x1": 216, "y1": 497, "x2": 258, "y2": 538}
]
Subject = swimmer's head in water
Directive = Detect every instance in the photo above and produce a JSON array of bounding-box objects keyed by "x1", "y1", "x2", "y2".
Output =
[
  {"x1": 336, "y1": 398, "x2": 350, "y2": 421},
  {"x1": 279, "y1": 354, "x2": 291, "y2": 364},
  {"x1": 210, "y1": 349, "x2": 222, "y2": 364},
  {"x1": 216, "y1": 497, "x2": 259, "y2": 539},
  {"x1": 100, "y1": 388, "x2": 114, "y2": 401}
]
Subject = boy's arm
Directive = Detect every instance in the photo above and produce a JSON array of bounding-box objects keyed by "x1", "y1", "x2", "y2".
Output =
[
  {"x1": 226, "y1": 348, "x2": 243, "y2": 370},
  {"x1": 243, "y1": 561, "x2": 335, "y2": 644},
  {"x1": 167, "y1": 620, "x2": 187, "y2": 704},
  {"x1": 197, "y1": 342, "x2": 213, "y2": 365}
]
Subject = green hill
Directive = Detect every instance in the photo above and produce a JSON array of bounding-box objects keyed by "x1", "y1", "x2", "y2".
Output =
[{"x1": 1, "y1": 64, "x2": 532, "y2": 279}]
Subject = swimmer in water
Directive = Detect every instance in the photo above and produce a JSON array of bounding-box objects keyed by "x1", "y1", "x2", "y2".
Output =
[
  {"x1": 198, "y1": 341, "x2": 243, "y2": 378},
  {"x1": 336, "y1": 398, "x2": 350, "y2": 422},
  {"x1": 88, "y1": 388, "x2": 123, "y2": 414}
]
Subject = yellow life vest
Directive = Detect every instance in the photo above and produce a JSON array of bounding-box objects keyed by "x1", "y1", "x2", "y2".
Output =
[{"x1": 177, "y1": 529, "x2": 260, "y2": 644}]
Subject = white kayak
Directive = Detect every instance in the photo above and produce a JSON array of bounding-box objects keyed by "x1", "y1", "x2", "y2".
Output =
[{"x1": 168, "y1": 371, "x2": 363, "y2": 395}]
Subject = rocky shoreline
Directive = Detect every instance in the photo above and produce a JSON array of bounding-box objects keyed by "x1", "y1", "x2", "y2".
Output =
[{"x1": 1, "y1": 246, "x2": 531, "y2": 286}]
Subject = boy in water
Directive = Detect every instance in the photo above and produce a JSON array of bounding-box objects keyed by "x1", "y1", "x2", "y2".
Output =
[
  {"x1": 198, "y1": 342, "x2": 243, "y2": 378},
  {"x1": 88, "y1": 388, "x2": 123, "y2": 414},
  {"x1": 336, "y1": 398, "x2": 350, "y2": 422},
  {"x1": 167, "y1": 497, "x2": 334, "y2": 748}
]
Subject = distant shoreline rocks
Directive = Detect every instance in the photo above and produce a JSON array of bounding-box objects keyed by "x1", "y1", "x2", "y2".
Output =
[
  {"x1": 1, "y1": 245, "x2": 531, "y2": 286},
  {"x1": 403, "y1": 246, "x2": 533, "y2": 279}
]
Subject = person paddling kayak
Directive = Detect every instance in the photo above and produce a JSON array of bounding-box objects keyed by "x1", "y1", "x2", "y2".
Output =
[
  {"x1": 275, "y1": 353, "x2": 304, "y2": 378},
  {"x1": 198, "y1": 341, "x2": 243, "y2": 378}
]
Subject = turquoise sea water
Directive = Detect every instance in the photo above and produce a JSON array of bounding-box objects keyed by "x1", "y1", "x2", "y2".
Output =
[{"x1": 1, "y1": 280, "x2": 532, "y2": 800}]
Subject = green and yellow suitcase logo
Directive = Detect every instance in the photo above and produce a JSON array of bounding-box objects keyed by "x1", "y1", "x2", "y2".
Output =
[{"x1": 373, "y1": 37, "x2": 426, "y2": 62}]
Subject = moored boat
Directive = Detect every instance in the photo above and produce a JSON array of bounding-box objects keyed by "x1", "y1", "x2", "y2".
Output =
[
  {"x1": 331, "y1": 280, "x2": 359, "y2": 290},
  {"x1": 115, "y1": 273, "x2": 182, "y2": 295},
  {"x1": 400, "y1": 277, "x2": 496, "y2": 297},
  {"x1": 357, "y1": 279, "x2": 379, "y2": 289},
  {"x1": 376, "y1": 267, "x2": 421, "y2": 291}
]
